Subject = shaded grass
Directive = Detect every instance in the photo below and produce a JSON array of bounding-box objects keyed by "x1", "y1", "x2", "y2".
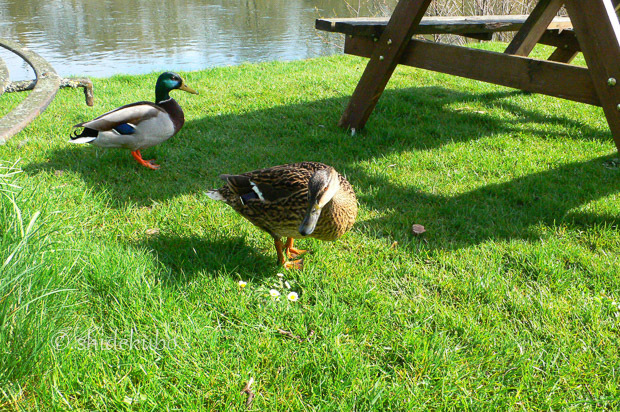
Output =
[{"x1": 0, "y1": 45, "x2": 619, "y2": 410}]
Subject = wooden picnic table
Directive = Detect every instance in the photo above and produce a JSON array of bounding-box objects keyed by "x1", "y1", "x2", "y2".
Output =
[{"x1": 316, "y1": 0, "x2": 620, "y2": 152}]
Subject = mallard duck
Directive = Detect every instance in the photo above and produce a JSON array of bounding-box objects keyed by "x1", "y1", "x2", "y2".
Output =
[
  {"x1": 69, "y1": 72, "x2": 198, "y2": 169},
  {"x1": 206, "y1": 162, "x2": 358, "y2": 269}
]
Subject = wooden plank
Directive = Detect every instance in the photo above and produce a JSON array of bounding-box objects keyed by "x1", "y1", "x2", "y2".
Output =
[
  {"x1": 538, "y1": 29, "x2": 579, "y2": 50},
  {"x1": 565, "y1": 0, "x2": 620, "y2": 151},
  {"x1": 463, "y1": 33, "x2": 493, "y2": 41},
  {"x1": 0, "y1": 57, "x2": 8, "y2": 96},
  {"x1": 0, "y1": 39, "x2": 60, "y2": 144},
  {"x1": 547, "y1": 46, "x2": 579, "y2": 63},
  {"x1": 538, "y1": 29, "x2": 580, "y2": 63},
  {"x1": 316, "y1": 15, "x2": 572, "y2": 37},
  {"x1": 338, "y1": 0, "x2": 432, "y2": 130},
  {"x1": 504, "y1": 0, "x2": 564, "y2": 56},
  {"x1": 344, "y1": 36, "x2": 599, "y2": 106}
]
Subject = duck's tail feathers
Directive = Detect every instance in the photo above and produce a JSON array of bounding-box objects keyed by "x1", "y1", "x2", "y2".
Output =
[
  {"x1": 69, "y1": 136, "x2": 97, "y2": 144},
  {"x1": 69, "y1": 127, "x2": 98, "y2": 144},
  {"x1": 206, "y1": 190, "x2": 226, "y2": 201}
]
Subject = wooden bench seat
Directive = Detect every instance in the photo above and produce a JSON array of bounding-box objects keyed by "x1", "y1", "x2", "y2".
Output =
[{"x1": 316, "y1": 15, "x2": 572, "y2": 38}]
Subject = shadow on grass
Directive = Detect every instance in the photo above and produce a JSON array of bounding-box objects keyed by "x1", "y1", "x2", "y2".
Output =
[
  {"x1": 23, "y1": 85, "x2": 617, "y2": 256},
  {"x1": 350, "y1": 155, "x2": 620, "y2": 250},
  {"x1": 137, "y1": 235, "x2": 275, "y2": 283}
]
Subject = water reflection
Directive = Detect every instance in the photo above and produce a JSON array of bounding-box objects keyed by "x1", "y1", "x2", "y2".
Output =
[{"x1": 0, "y1": 0, "x2": 394, "y2": 80}]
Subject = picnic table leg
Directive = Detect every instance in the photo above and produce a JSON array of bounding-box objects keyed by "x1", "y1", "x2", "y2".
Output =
[
  {"x1": 504, "y1": 0, "x2": 564, "y2": 56},
  {"x1": 338, "y1": 0, "x2": 432, "y2": 131},
  {"x1": 565, "y1": 0, "x2": 620, "y2": 152},
  {"x1": 548, "y1": 0, "x2": 619, "y2": 63},
  {"x1": 547, "y1": 44, "x2": 579, "y2": 63}
]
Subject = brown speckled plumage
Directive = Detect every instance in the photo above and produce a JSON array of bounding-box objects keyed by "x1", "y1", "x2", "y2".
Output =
[{"x1": 207, "y1": 162, "x2": 357, "y2": 267}]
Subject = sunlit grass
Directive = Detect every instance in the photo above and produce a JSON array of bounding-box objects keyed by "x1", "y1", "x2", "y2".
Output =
[{"x1": 0, "y1": 45, "x2": 619, "y2": 410}]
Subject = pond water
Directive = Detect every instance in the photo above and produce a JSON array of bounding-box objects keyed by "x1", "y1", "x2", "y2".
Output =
[{"x1": 0, "y1": 0, "x2": 394, "y2": 81}]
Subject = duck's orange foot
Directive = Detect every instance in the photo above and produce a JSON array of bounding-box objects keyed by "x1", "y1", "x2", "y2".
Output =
[
  {"x1": 284, "y1": 238, "x2": 309, "y2": 260},
  {"x1": 143, "y1": 159, "x2": 160, "y2": 170},
  {"x1": 284, "y1": 259, "x2": 304, "y2": 270},
  {"x1": 276, "y1": 238, "x2": 305, "y2": 269},
  {"x1": 131, "y1": 150, "x2": 160, "y2": 170},
  {"x1": 286, "y1": 247, "x2": 308, "y2": 260}
]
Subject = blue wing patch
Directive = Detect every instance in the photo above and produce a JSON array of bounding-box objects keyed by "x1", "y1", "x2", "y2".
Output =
[
  {"x1": 113, "y1": 123, "x2": 136, "y2": 135},
  {"x1": 240, "y1": 192, "x2": 259, "y2": 205}
]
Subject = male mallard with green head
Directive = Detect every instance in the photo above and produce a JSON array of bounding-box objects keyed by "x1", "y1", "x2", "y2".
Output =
[
  {"x1": 70, "y1": 72, "x2": 198, "y2": 169},
  {"x1": 207, "y1": 162, "x2": 358, "y2": 269}
]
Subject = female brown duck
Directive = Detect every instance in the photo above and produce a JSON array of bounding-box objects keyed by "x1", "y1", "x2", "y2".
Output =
[{"x1": 207, "y1": 162, "x2": 358, "y2": 269}]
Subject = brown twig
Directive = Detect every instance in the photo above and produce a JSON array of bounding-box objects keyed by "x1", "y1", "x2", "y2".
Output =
[
  {"x1": 277, "y1": 328, "x2": 303, "y2": 342},
  {"x1": 241, "y1": 377, "x2": 255, "y2": 409},
  {"x1": 5, "y1": 77, "x2": 94, "y2": 106},
  {"x1": 584, "y1": 383, "x2": 602, "y2": 409},
  {"x1": 277, "y1": 328, "x2": 315, "y2": 343}
]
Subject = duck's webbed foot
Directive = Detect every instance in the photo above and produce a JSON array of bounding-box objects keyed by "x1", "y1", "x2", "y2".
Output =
[
  {"x1": 284, "y1": 237, "x2": 308, "y2": 260},
  {"x1": 131, "y1": 150, "x2": 160, "y2": 170},
  {"x1": 274, "y1": 237, "x2": 304, "y2": 270},
  {"x1": 284, "y1": 259, "x2": 304, "y2": 270}
]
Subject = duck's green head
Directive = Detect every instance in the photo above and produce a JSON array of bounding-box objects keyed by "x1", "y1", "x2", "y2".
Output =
[
  {"x1": 299, "y1": 167, "x2": 340, "y2": 236},
  {"x1": 155, "y1": 71, "x2": 198, "y2": 103}
]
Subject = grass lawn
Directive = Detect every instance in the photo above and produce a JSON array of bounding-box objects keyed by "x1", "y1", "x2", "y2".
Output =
[{"x1": 1, "y1": 44, "x2": 619, "y2": 410}]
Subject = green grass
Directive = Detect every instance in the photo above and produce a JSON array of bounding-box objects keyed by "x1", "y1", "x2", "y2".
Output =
[{"x1": 1, "y1": 44, "x2": 619, "y2": 410}]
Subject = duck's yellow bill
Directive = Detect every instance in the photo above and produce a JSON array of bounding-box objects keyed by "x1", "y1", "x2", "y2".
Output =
[{"x1": 179, "y1": 83, "x2": 199, "y2": 95}]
